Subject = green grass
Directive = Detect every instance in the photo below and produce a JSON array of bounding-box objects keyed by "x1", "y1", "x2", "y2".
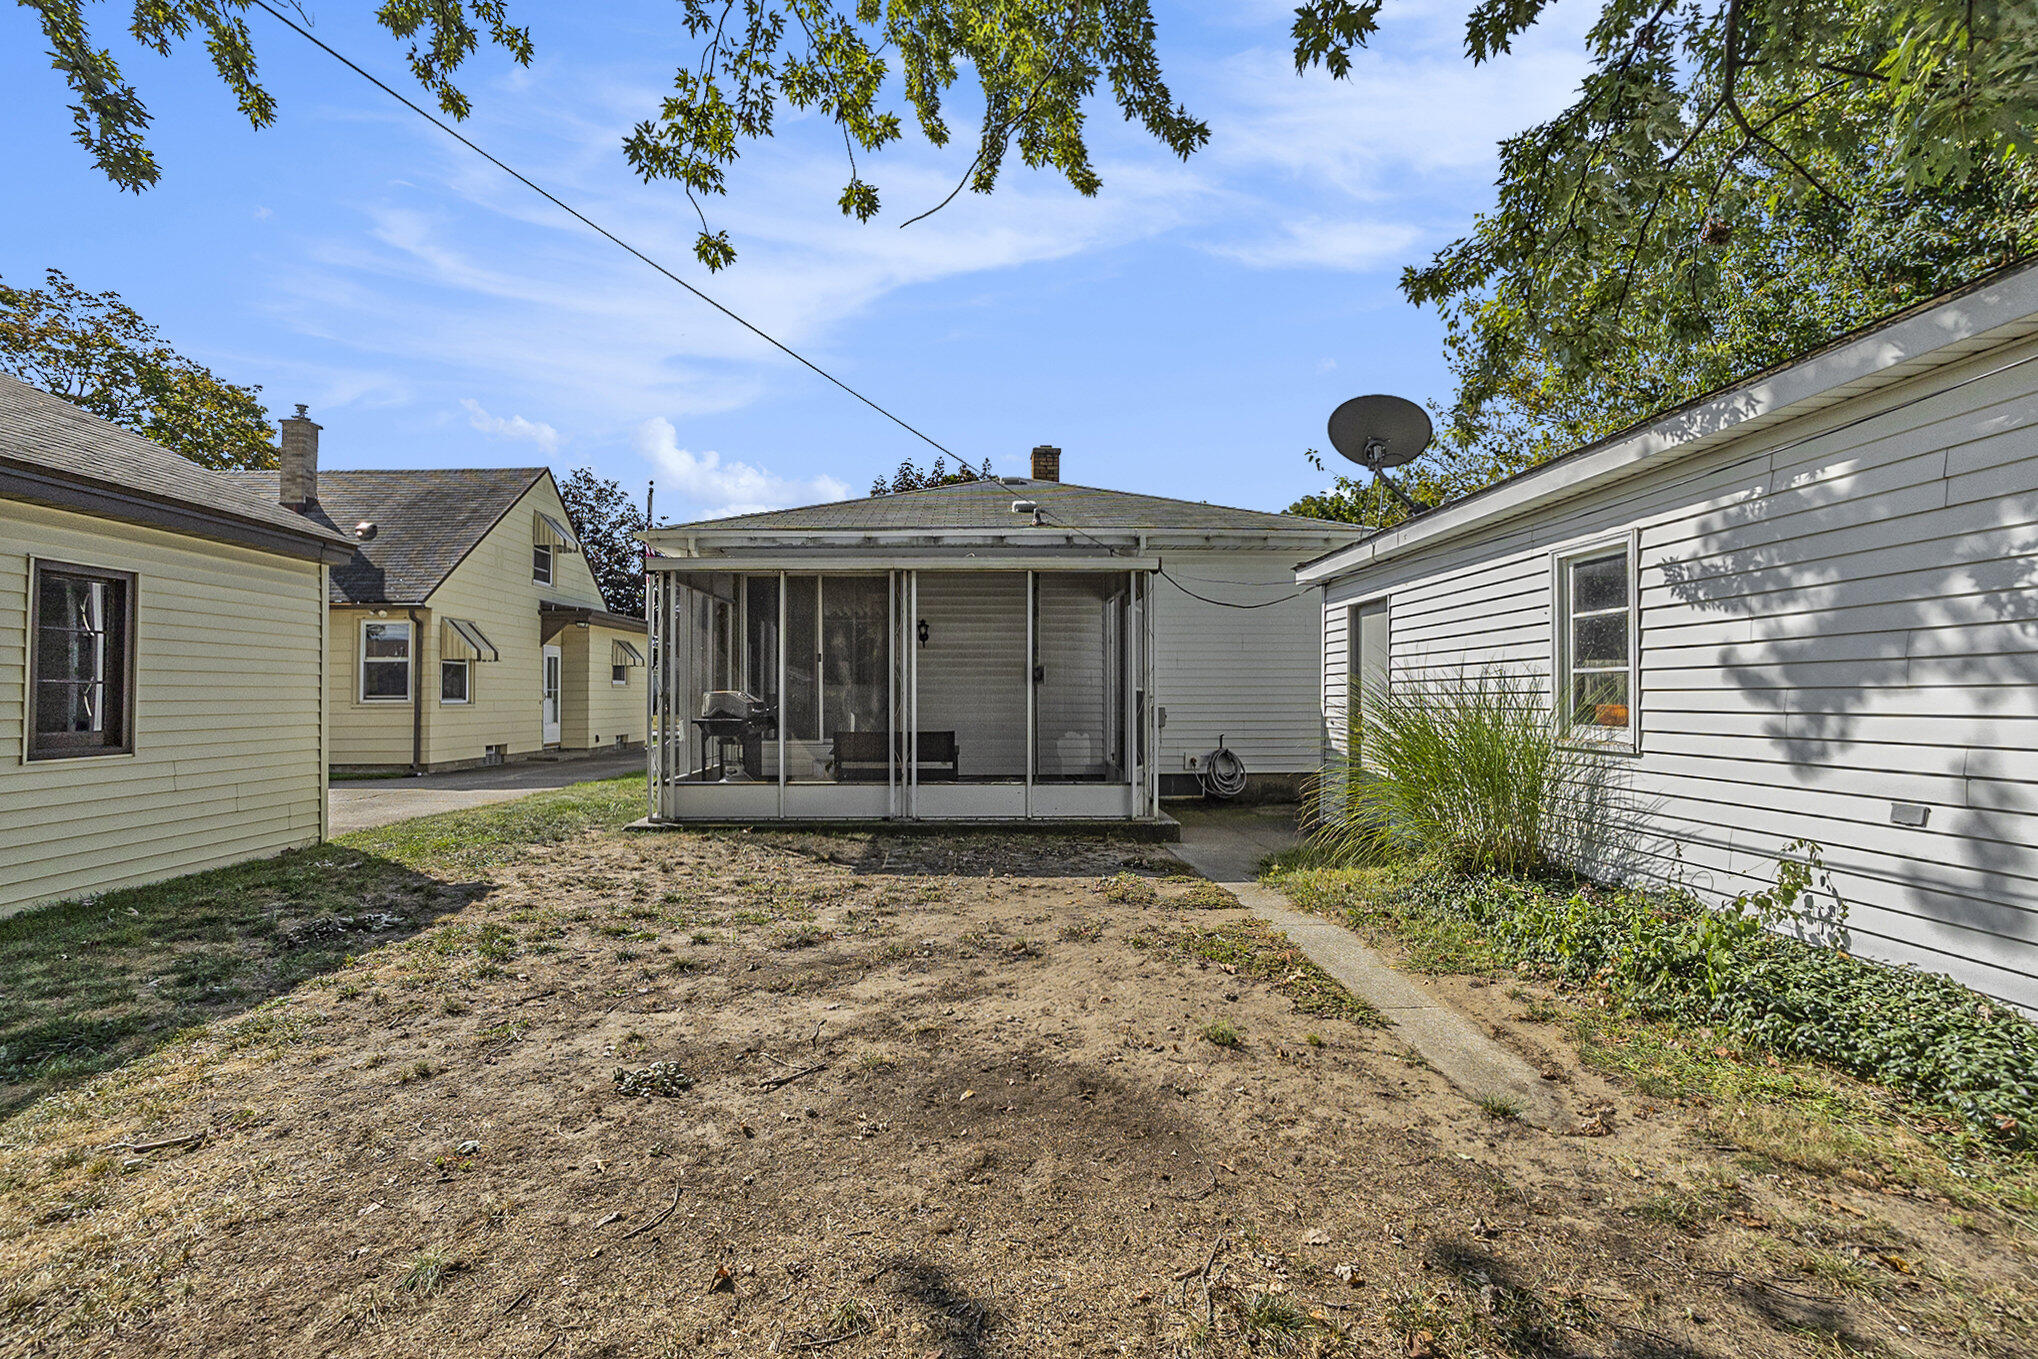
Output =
[
  {"x1": 1201, "y1": 1018, "x2": 1243, "y2": 1048},
  {"x1": 344, "y1": 775, "x2": 643, "y2": 877},
  {"x1": 1170, "y1": 917, "x2": 1386, "y2": 1028},
  {"x1": 0, "y1": 775, "x2": 641, "y2": 1112},
  {"x1": 396, "y1": 1249, "x2": 456, "y2": 1295},
  {"x1": 1475, "y1": 1093, "x2": 1522, "y2": 1121}
]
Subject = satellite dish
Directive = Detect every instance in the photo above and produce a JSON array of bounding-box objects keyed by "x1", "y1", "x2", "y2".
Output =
[{"x1": 1327, "y1": 395, "x2": 1432, "y2": 471}]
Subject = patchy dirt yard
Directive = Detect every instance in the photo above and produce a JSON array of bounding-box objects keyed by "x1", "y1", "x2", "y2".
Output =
[{"x1": 3, "y1": 806, "x2": 2034, "y2": 1357}]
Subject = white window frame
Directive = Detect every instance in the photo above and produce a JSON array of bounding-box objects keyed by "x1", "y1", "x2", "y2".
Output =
[
  {"x1": 441, "y1": 658, "x2": 472, "y2": 705},
  {"x1": 359, "y1": 618, "x2": 413, "y2": 703},
  {"x1": 1550, "y1": 531, "x2": 1640, "y2": 753},
  {"x1": 532, "y1": 542, "x2": 554, "y2": 585},
  {"x1": 612, "y1": 663, "x2": 630, "y2": 686}
]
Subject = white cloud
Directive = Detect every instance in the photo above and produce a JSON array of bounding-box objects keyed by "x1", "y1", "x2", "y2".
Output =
[
  {"x1": 1208, "y1": 217, "x2": 1424, "y2": 271},
  {"x1": 272, "y1": 111, "x2": 1212, "y2": 435},
  {"x1": 635, "y1": 417, "x2": 850, "y2": 519},
  {"x1": 1197, "y1": 37, "x2": 1593, "y2": 201},
  {"x1": 460, "y1": 398, "x2": 560, "y2": 452}
]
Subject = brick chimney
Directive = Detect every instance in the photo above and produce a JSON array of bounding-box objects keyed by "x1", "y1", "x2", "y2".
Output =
[
  {"x1": 278, "y1": 404, "x2": 321, "y2": 509},
  {"x1": 1030, "y1": 444, "x2": 1061, "y2": 483}
]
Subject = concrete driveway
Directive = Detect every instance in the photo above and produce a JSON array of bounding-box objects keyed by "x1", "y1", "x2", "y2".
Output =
[{"x1": 328, "y1": 750, "x2": 643, "y2": 835}]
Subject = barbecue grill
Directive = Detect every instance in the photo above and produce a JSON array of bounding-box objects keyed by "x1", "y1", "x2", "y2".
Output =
[{"x1": 692, "y1": 691, "x2": 773, "y2": 780}]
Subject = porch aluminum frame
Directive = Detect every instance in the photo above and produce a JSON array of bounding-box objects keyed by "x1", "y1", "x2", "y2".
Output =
[{"x1": 646, "y1": 560, "x2": 1161, "y2": 822}]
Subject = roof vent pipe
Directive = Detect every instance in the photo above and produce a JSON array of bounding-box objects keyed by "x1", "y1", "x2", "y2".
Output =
[
  {"x1": 279, "y1": 404, "x2": 321, "y2": 509},
  {"x1": 1030, "y1": 445, "x2": 1060, "y2": 482}
]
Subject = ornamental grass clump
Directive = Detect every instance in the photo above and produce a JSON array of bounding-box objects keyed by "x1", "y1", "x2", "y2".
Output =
[{"x1": 1307, "y1": 669, "x2": 1613, "y2": 873}]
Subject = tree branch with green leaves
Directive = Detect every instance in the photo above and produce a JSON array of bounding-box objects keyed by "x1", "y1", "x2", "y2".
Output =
[{"x1": 1, "y1": 269, "x2": 279, "y2": 470}]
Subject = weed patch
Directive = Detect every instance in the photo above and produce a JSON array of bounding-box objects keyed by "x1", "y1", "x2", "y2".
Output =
[
  {"x1": 1170, "y1": 919, "x2": 1385, "y2": 1028},
  {"x1": 1096, "y1": 873, "x2": 1158, "y2": 906}
]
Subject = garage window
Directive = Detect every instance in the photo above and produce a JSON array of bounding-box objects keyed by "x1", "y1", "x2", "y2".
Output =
[
  {"x1": 1554, "y1": 537, "x2": 1638, "y2": 747},
  {"x1": 29, "y1": 560, "x2": 135, "y2": 759}
]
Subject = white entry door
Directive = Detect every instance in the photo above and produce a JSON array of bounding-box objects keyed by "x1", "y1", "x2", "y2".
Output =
[{"x1": 542, "y1": 644, "x2": 562, "y2": 745}]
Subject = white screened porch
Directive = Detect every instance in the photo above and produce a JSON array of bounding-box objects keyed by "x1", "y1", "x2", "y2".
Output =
[{"x1": 646, "y1": 560, "x2": 1161, "y2": 822}]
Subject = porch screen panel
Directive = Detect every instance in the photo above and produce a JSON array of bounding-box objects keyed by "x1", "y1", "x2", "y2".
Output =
[
  {"x1": 784, "y1": 576, "x2": 820, "y2": 743},
  {"x1": 914, "y1": 572, "x2": 1027, "y2": 781},
  {"x1": 779, "y1": 575, "x2": 894, "y2": 787},
  {"x1": 687, "y1": 573, "x2": 744, "y2": 781},
  {"x1": 821, "y1": 576, "x2": 889, "y2": 737},
  {"x1": 744, "y1": 575, "x2": 780, "y2": 715},
  {"x1": 1034, "y1": 572, "x2": 1129, "y2": 783}
]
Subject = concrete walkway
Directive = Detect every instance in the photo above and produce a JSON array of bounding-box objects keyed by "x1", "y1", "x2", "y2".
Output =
[
  {"x1": 1170, "y1": 808, "x2": 1569, "y2": 1129},
  {"x1": 328, "y1": 750, "x2": 643, "y2": 835}
]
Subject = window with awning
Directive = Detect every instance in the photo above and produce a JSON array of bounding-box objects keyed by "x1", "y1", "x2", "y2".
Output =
[
  {"x1": 534, "y1": 511, "x2": 580, "y2": 553},
  {"x1": 611, "y1": 638, "x2": 645, "y2": 685},
  {"x1": 442, "y1": 618, "x2": 500, "y2": 662}
]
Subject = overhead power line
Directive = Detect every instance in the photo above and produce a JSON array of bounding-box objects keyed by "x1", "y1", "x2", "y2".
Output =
[
  {"x1": 1031, "y1": 506, "x2": 1311, "y2": 610},
  {"x1": 248, "y1": 0, "x2": 960, "y2": 461}
]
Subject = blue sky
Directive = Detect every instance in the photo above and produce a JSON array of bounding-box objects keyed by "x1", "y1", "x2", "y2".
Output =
[{"x1": 0, "y1": 0, "x2": 1592, "y2": 524}]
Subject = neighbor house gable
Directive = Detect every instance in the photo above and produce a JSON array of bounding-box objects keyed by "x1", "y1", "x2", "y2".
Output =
[{"x1": 423, "y1": 471, "x2": 612, "y2": 613}]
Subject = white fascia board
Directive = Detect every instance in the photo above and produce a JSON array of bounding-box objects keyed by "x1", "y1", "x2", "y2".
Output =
[
  {"x1": 1296, "y1": 261, "x2": 2038, "y2": 588},
  {"x1": 650, "y1": 553, "x2": 1161, "y2": 573},
  {"x1": 641, "y1": 526, "x2": 1360, "y2": 554}
]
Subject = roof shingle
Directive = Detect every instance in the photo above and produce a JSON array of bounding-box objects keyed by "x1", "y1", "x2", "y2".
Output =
[
  {"x1": 0, "y1": 374, "x2": 351, "y2": 553},
  {"x1": 658, "y1": 479, "x2": 1357, "y2": 536},
  {"x1": 234, "y1": 468, "x2": 546, "y2": 603}
]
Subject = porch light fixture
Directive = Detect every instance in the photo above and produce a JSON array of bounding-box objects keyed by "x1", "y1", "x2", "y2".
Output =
[{"x1": 917, "y1": 618, "x2": 930, "y2": 646}]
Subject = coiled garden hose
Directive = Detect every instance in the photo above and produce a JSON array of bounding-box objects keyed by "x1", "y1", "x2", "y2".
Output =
[{"x1": 1200, "y1": 737, "x2": 1248, "y2": 799}]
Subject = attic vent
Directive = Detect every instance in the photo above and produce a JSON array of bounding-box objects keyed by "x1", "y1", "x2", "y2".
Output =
[{"x1": 354, "y1": 521, "x2": 378, "y2": 540}]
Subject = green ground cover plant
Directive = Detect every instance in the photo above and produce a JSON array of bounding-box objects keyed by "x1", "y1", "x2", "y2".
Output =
[
  {"x1": 1292, "y1": 669, "x2": 2038, "y2": 1161},
  {"x1": 1272, "y1": 853, "x2": 2038, "y2": 1154}
]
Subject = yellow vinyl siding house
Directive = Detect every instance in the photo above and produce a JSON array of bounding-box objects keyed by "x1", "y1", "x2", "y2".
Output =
[
  {"x1": 236, "y1": 415, "x2": 646, "y2": 772},
  {"x1": 0, "y1": 377, "x2": 353, "y2": 915}
]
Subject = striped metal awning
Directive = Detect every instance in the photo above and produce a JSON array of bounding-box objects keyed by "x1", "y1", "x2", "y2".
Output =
[
  {"x1": 611, "y1": 639, "x2": 646, "y2": 667},
  {"x1": 442, "y1": 617, "x2": 500, "y2": 661},
  {"x1": 534, "y1": 511, "x2": 580, "y2": 552}
]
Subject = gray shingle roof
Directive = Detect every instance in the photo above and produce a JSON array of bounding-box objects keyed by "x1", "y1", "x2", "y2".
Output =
[
  {"x1": 661, "y1": 479, "x2": 1358, "y2": 536},
  {"x1": 234, "y1": 468, "x2": 546, "y2": 603},
  {"x1": 0, "y1": 374, "x2": 351, "y2": 552}
]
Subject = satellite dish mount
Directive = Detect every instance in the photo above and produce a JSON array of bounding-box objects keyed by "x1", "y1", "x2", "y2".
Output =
[{"x1": 1326, "y1": 394, "x2": 1432, "y2": 515}]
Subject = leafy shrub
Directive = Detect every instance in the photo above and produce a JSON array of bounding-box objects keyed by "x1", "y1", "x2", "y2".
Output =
[
  {"x1": 1273, "y1": 852, "x2": 2038, "y2": 1150},
  {"x1": 1308, "y1": 669, "x2": 1612, "y2": 873}
]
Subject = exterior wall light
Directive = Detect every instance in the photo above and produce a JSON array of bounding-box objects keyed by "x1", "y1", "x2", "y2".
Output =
[{"x1": 917, "y1": 619, "x2": 930, "y2": 646}]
